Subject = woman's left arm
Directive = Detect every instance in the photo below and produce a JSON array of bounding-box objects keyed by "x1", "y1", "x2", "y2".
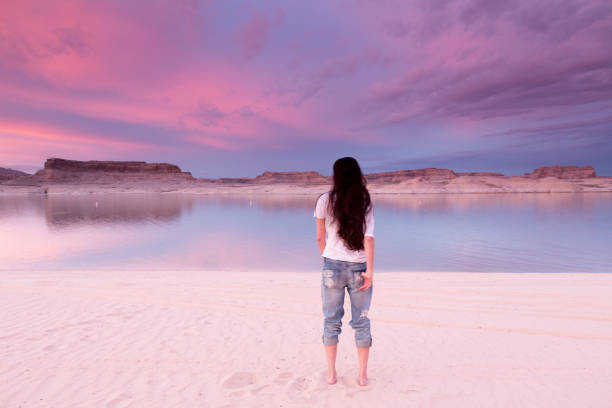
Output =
[
  {"x1": 359, "y1": 236, "x2": 374, "y2": 291},
  {"x1": 359, "y1": 205, "x2": 375, "y2": 291}
]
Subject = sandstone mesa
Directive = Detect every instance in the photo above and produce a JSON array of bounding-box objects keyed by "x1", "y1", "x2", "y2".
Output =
[{"x1": 1, "y1": 158, "x2": 610, "y2": 194}]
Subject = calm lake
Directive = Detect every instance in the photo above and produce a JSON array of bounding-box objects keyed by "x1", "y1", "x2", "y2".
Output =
[{"x1": 1, "y1": 193, "x2": 611, "y2": 272}]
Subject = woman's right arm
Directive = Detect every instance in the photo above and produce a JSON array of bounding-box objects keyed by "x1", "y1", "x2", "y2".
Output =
[{"x1": 316, "y1": 218, "x2": 326, "y2": 255}]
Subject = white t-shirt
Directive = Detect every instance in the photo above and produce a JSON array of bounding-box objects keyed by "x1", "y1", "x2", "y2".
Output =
[{"x1": 313, "y1": 191, "x2": 374, "y2": 263}]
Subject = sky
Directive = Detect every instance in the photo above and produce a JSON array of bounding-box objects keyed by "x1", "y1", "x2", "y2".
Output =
[{"x1": 1, "y1": 0, "x2": 611, "y2": 178}]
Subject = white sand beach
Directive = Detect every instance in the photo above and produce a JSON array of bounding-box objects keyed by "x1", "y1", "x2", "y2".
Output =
[{"x1": 1, "y1": 270, "x2": 612, "y2": 407}]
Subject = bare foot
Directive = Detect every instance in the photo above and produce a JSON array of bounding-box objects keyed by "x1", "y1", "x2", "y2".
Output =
[
  {"x1": 327, "y1": 370, "x2": 337, "y2": 385},
  {"x1": 358, "y1": 375, "x2": 368, "y2": 386}
]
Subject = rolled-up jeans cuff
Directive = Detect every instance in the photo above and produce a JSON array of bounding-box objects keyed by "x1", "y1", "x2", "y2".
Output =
[
  {"x1": 356, "y1": 338, "x2": 372, "y2": 348},
  {"x1": 322, "y1": 335, "x2": 339, "y2": 346}
]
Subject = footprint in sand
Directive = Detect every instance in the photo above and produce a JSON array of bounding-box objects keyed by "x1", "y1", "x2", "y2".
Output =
[
  {"x1": 287, "y1": 373, "x2": 326, "y2": 400},
  {"x1": 340, "y1": 375, "x2": 377, "y2": 392},
  {"x1": 250, "y1": 384, "x2": 272, "y2": 395},
  {"x1": 222, "y1": 372, "x2": 257, "y2": 389},
  {"x1": 287, "y1": 376, "x2": 311, "y2": 399},
  {"x1": 274, "y1": 372, "x2": 292, "y2": 385},
  {"x1": 105, "y1": 392, "x2": 133, "y2": 408}
]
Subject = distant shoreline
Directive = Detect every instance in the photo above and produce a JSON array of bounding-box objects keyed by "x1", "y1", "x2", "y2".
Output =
[
  {"x1": 2, "y1": 181, "x2": 612, "y2": 195},
  {"x1": 2, "y1": 158, "x2": 612, "y2": 194}
]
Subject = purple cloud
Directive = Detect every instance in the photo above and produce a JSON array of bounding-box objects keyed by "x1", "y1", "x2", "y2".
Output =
[
  {"x1": 235, "y1": 8, "x2": 284, "y2": 59},
  {"x1": 1, "y1": 0, "x2": 612, "y2": 177},
  {"x1": 351, "y1": 0, "x2": 612, "y2": 128}
]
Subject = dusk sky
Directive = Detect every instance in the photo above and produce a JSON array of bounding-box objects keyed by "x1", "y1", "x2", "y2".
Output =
[{"x1": 1, "y1": 0, "x2": 611, "y2": 177}]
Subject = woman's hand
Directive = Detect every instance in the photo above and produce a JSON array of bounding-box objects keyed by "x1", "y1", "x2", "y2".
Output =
[
  {"x1": 358, "y1": 271, "x2": 373, "y2": 291},
  {"x1": 362, "y1": 236, "x2": 374, "y2": 291}
]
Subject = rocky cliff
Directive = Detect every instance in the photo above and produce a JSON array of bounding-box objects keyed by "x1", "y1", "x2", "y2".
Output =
[
  {"x1": 456, "y1": 172, "x2": 505, "y2": 177},
  {"x1": 2, "y1": 159, "x2": 609, "y2": 194},
  {"x1": 366, "y1": 168, "x2": 457, "y2": 183},
  {"x1": 524, "y1": 165, "x2": 596, "y2": 179},
  {"x1": 209, "y1": 168, "x2": 459, "y2": 185},
  {"x1": 0, "y1": 167, "x2": 30, "y2": 181},
  {"x1": 206, "y1": 171, "x2": 329, "y2": 185},
  {"x1": 253, "y1": 171, "x2": 329, "y2": 184},
  {"x1": 41, "y1": 158, "x2": 189, "y2": 174},
  {"x1": 30, "y1": 158, "x2": 194, "y2": 183}
]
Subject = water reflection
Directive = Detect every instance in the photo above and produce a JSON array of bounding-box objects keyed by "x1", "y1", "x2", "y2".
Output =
[
  {"x1": 3, "y1": 193, "x2": 608, "y2": 227},
  {"x1": 373, "y1": 193, "x2": 606, "y2": 214},
  {"x1": 0, "y1": 194, "x2": 321, "y2": 224},
  {"x1": 0, "y1": 193, "x2": 610, "y2": 272},
  {"x1": 43, "y1": 194, "x2": 197, "y2": 228}
]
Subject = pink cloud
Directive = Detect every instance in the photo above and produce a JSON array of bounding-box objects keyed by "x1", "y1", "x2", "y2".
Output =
[
  {"x1": 0, "y1": 119, "x2": 155, "y2": 151},
  {"x1": 1, "y1": 0, "x2": 611, "y2": 175},
  {"x1": 235, "y1": 8, "x2": 280, "y2": 59}
]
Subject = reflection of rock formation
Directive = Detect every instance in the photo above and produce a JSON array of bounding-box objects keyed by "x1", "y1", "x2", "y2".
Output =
[
  {"x1": 197, "y1": 194, "x2": 319, "y2": 210},
  {"x1": 44, "y1": 194, "x2": 197, "y2": 228},
  {"x1": 3, "y1": 191, "x2": 610, "y2": 239},
  {"x1": 372, "y1": 192, "x2": 606, "y2": 214},
  {"x1": 0, "y1": 167, "x2": 29, "y2": 181},
  {"x1": 524, "y1": 165, "x2": 596, "y2": 179},
  {"x1": 196, "y1": 192, "x2": 603, "y2": 214},
  {"x1": 32, "y1": 158, "x2": 194, "y2": 184},
  {"x1": 0, "y1": 194, "x2": 46, "y2": 219}
]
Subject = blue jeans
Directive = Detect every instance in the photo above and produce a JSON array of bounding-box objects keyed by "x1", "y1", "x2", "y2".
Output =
[{"x1": 321, "y1": 256, "x2": 373, "y2": 348}]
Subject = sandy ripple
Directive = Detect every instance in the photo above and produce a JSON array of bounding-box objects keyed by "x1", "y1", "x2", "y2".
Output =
[{"x1": 1, "y1": 270, "x2": 611, "y2": 407}]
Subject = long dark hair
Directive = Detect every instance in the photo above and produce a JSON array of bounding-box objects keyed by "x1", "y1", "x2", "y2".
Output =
[{"x1": 327, "y1": 157, "x2": 371, "y2": 251}]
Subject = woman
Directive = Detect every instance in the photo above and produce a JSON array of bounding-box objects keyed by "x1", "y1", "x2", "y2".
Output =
[{"x1": 313, "y1": 156, "x2": 374, "y2": 387}]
